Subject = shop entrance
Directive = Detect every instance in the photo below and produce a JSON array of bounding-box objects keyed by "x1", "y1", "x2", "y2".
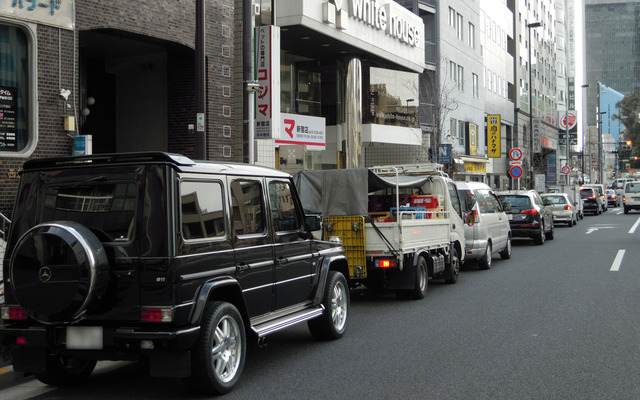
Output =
[{"x1": 79, "y1": 30, "x2": 193, "y2": 154}]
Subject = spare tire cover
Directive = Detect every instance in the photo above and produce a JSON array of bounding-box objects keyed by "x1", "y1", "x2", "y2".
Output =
[{"x1": 10, "y1": 221, "x2": 110, "y2": 324}]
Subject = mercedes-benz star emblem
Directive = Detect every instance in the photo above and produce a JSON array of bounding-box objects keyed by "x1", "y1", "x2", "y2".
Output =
[{"x1": 39, "y1": 266, "x2": 52, "y2": 282}]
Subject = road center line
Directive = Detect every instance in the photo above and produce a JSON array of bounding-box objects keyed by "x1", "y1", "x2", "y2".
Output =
[
  {"x1": 610, "y1": 250, "x2": 625, "y2": 272},
  {"x1": 629, "y1": 217, "x2": 640, "y2": 234}
]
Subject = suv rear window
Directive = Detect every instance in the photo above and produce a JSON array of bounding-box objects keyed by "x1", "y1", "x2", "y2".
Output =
[
  {"x1": 42, "y1": 182, "x2": 138, "y2": 242},
  {"x1": 580, "y1": 188, "x2": 595, "y2": 197},
  {"x1": 497, "y1": 195, "x2": 531, "y2": 207}
]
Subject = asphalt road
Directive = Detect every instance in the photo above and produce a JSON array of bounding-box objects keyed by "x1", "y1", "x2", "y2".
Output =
[{"x1": 2, "y1": 208, "x2": 640, "y2": 399}]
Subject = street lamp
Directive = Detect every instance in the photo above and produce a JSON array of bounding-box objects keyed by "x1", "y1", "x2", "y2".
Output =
[
  {"x1": 405, "y1": 98, "x2": 414, "y2": 115},
  {"x1": 527, "y1": 21, "x2": 542, "y2": 189},
  {"x1": 581, "y1": 84, "x2": 589, "y2": 184}
]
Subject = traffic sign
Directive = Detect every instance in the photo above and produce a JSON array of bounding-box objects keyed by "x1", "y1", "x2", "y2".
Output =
[
  {"x1": 509, "y1": 165, "x2": 524, "y2": 179},
  {"x1": 509, "y1": 148, "x2": 523, "y2": 161},
  {"x1": 561, "y1": 165, "x2": 571, "y2": 175}
]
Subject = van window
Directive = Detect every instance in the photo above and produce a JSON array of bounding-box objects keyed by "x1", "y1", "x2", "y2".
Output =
[
  {"x1": 230, "y1": 179, "x2": 265, "y2": 236},
  {"x1": 180, "y1": 181, "x2": 226, "y2": 240},
  {"x1": 269, "y1": 181, "x2": 302, "y2": 232}
]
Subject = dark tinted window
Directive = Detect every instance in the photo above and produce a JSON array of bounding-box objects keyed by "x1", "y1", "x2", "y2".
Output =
[
  {"x1": 231, "y1": 179, "x2": 265, "y2": 236},
  {"x1": 180, "y1": 181, "x2": 226, "y2": 240},
  {"x1": 497, "y1": 195, "x2": 531, "y2": 207},
  {"x1": 269, "y1": 181, "x2": 302, "y2": 232},
  {"x1": 42, "y1": 182, "x2": 137, "y2": 242},
  {"x1": 580, "y1": 188, "x2": 595, "y2": 197}
]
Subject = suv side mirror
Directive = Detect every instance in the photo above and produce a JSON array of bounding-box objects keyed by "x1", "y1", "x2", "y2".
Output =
[{"x1": 304, "y1": 214, "x2": 322, "y2": 232}]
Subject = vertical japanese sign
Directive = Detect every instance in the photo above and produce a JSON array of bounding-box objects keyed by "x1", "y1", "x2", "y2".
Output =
[
  {"x1": 533, "y1": 118, "x2": 541, "y2": 153},
  {"x1": 487, "y1": 114, "x2": 501, "y2": 158},
  {"x1": 467, "y1": 123, "x2": 478, "y2": 155},
  {"x1": 0, "y1": 86, "x2": 18, "y2": 151},
  {"x1": 568, "y1": 77, "x2": 575, "y2": 110},
  {"x1": 254, "y1": 25, "x2": 281, "y2": 140}
]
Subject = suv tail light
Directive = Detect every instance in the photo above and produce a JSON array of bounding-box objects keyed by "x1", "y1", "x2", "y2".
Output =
[
  {"x1": 522, "y1": 209, "x2": 538, "y2": 216},
  {"x1": 1, "y1": 306, "x2": 28, "y2": 321},
  {"x1": 141, "y1": 307, "x2": 173, "y2": 323}
]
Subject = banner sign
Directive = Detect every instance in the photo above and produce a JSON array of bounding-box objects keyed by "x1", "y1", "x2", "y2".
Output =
[
  {"x1": 533, "y1": 118, "x2": 541, "y2": 153},
  {"x1": 559, "y1": 111, "x2": 577, "y2": 130},
  {"x1": 1, "y1": 0, "x2": 74, "y2": 30},
  {"x1": 438, "y1": 144, "x2": 451, "y2": 164},
  {"x1": 568, "y1": 77, "x2": 575, "y2": 110},
  {"x1": 487, "y1": 115, "x2": 501, "y2": 158},
  {"x1": 276, "y1": 113, "x2": 326, "y2": 149},
  {"x1": 254, "y1": 26, "x2": 281, "y2": 139}
]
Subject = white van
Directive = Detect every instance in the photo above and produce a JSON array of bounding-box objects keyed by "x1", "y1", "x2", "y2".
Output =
[
  {"x1": 622, "y1": 181, "x2": 640, "y2": 214},
  {"x1": 456, "y1": 182, "x2": 512, "y2": 269}
]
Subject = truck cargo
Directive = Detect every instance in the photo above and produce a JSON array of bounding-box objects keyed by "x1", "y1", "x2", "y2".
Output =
[{"x1": 294, "y1": 164, "x2": 474, "y2": 299}]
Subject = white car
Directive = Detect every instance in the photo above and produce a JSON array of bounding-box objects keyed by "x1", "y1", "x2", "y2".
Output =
[
  {"x1": 456, "y1": 182, "x2": 512, "y2": 269},
  {"x1": 541, "y1": 193, "x2": 578, "y2": 226}
]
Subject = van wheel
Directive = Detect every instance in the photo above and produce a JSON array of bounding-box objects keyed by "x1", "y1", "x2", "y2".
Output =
[
  {"x1": 444, "y1": 248, "x2": 460, "y2": 284},
  {"x1": 35, "y1": 355, "x2": 96, "y2": 386},
  {"x1": 188, "y1": 302, "x2": 246, "y2": 395},
  {"x1": 499, "y1": 237, "x2": 512, "y2": 259},
  {"x1": 308, "y1": 271, "x2": 349, "y2": 339},
  {"x1": 478, "y1": 243, "x2": 492, "y2": 270}
]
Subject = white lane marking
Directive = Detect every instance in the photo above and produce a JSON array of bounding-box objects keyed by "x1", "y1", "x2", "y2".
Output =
[
  {"x1": 629, "y1": 217, "x2": 640, "y2": 234},
  {"x1": 585, "y1": 226, "x2": 615, "y2": 234},
  {"x1": 610, "y1": 250, "x2": 625, "y2": 272}
]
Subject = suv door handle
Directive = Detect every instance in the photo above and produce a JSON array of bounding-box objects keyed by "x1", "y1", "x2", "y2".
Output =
[
  {"x1": 276, "y1": 257, "x2": 288, "y2": 264},
  {"x1": 236, "y1": 263, "x2": 249, "y2": 272}
]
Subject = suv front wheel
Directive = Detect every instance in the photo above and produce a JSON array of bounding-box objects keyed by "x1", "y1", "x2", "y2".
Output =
[{"x1": 188, "y1": 301, "x2": 246, "y2": 395}]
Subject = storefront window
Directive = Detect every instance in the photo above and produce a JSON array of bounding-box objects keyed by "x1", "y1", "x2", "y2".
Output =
[
  {"x1": 0, "y1": 24, "x2": 30, "y2": 153},
  {"x1": 365, "y1": 67, "x2": 418, "y2": 128}
]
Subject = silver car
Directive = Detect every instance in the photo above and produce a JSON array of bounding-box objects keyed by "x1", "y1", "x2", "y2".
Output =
[
  {"x1": 541, "y1": 193, "x2": 578, "y2": 226},
  {"x1": 457, "y1": 182, "x2": 512, "y2": 270}
]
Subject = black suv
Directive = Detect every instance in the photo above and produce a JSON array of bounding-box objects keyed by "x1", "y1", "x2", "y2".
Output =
[
  {"x1": 0, "y1": 152, "x2": 349, "y2": 395},
  {"x1": 496, "y1": 190, "x2": 554, "y2": 245}
]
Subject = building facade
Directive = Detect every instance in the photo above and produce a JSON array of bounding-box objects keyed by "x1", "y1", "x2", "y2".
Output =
[{"x1": 0, "y1": 0, "x2": 237, "y2": 217}]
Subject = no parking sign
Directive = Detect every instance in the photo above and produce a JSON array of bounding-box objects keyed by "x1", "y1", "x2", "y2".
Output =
[{"x1": 509, "y1": 165, "x2": 523, "y2": 179}]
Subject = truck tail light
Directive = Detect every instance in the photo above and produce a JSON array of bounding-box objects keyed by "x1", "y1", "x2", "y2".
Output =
[
  {"x1": 623, "y1": 195, "x2": 626, "y2": 202},
  {"x1": 1, "y1": 306, "x2": 28, "y2": 321},
  {"x1": 141, "y1": 307, "x2": 173, "y2": 323},
  {"x1": 377, "y1": 259, "x2": 397, "y2": 268}
]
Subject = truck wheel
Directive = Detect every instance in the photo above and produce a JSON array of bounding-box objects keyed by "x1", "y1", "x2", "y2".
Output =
[
  {"x1": 478, "y1": 243, "x2": 492, "y2": 270},
  {"x1": 188, "y1": 301, "x2": 246, "y2": 395},
  {"x1": 499, "y1": 237, "x2": 512, "y2": 259},
  {"x1": 308, "y1": 271, "x2": 349, "y2": 340},
  {"x1": 409, "y1": 256, "x2": 428, "y2": 299},
  {"x1": 35, "y1": 355, "x2": 96, "y2": 386},
  {"x1": 444, "y1": 248, "x2": 460, "y2": 284}
]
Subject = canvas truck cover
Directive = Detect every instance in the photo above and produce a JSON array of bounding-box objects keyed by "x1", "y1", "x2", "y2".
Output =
[{"x1": 293, "y1": 169, "x2": 431, "y2": 216}]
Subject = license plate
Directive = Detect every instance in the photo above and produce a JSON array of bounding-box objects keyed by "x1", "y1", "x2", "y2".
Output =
[{"x1": 66, "y1": 326, "x2": 103, "y2": 350}]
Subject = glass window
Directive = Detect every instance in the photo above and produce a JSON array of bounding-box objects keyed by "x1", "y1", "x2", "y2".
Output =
[
  {"x1": 181, "y1": 181, "x2": 226, "y2": 240},
  {"x1": 457, "y1": 14, "x2": 464, "y2": 40},
  {"x1": 448, "y1": 183, "x2": 462, "y2": 218},
  {"x1": 231, "y1": 179, "x2": 265, "y2": 236},
  {"x1": 42, "y1": 182, "x2": 138, "y2": 242},
  {"x1": 0, "y1": 24, "x2": 31, "y2": 153},
  {"x1": 449, "y1": 7, "x2": 456, "y2": 27},
  {"x1": 458, "y1": 65, "x2": 464, "y2": 92},
  {"x1": 365, "y1": 66, "x2": 419, "y2": 128},
  {"x1": 269, "y1": 181, "x2": 301, "y2": 232},
  {"x1": 472, "y1": 73, "x2": 479, "y2": 99},
  {"x1": 468, "y1": 23, "x2": 475, "y2": 48}
]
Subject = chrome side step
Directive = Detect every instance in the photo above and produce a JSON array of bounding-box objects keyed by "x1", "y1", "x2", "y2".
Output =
[{"x1": 252, "y1": 306, "x2": 324, "y2": 338}]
